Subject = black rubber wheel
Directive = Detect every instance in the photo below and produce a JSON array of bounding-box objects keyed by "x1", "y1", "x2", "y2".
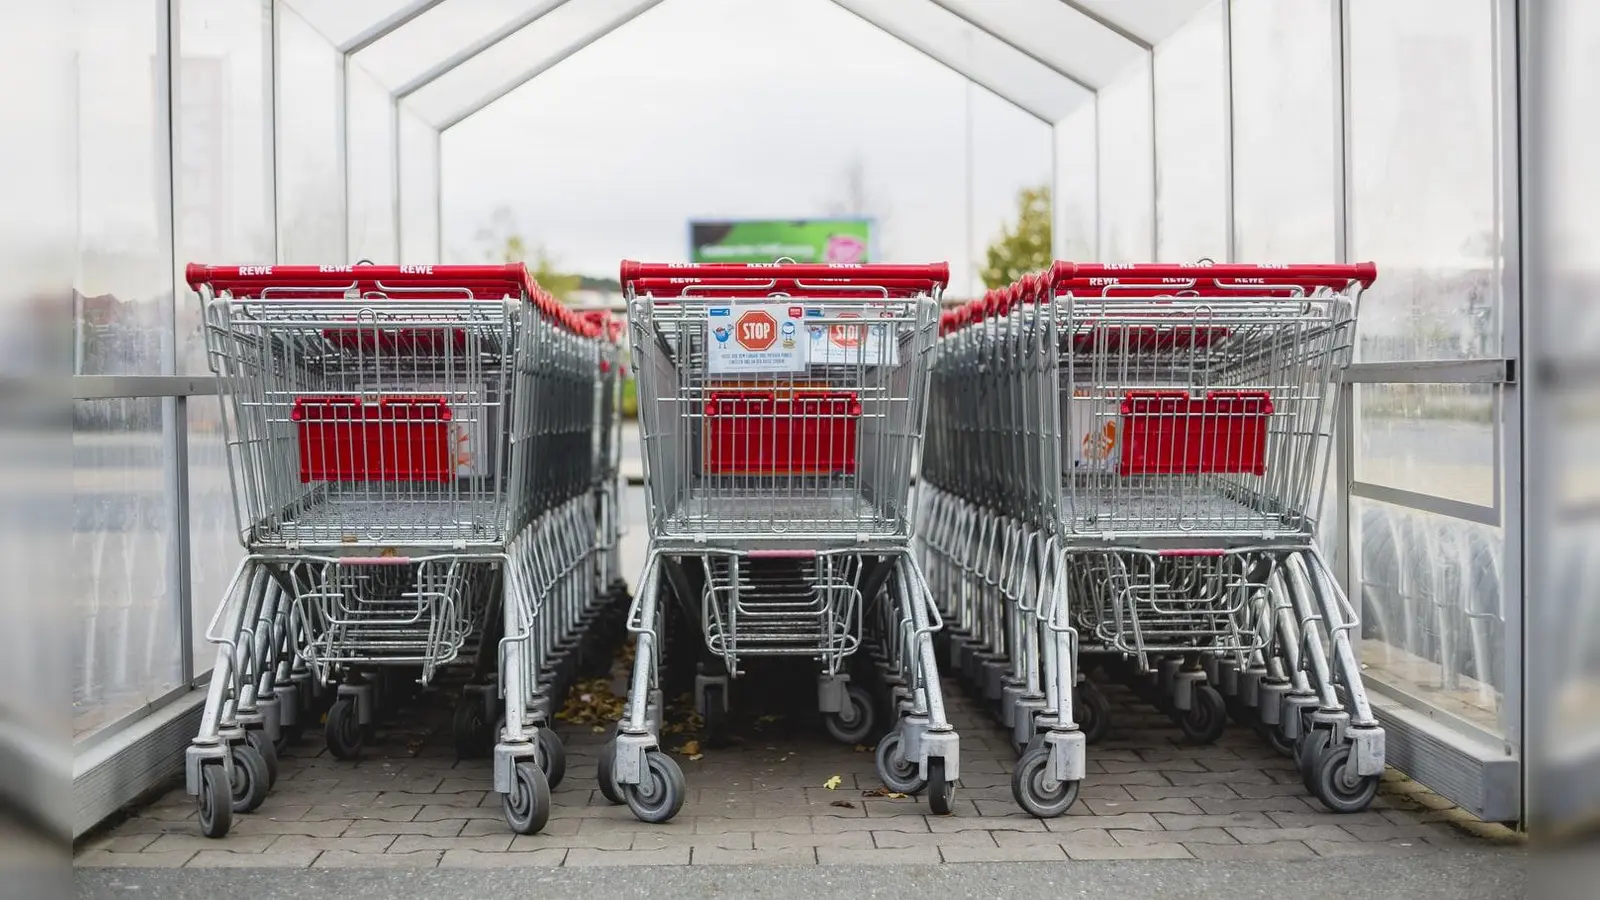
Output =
[
  {"x1": 1075, "y1": 682, "x2": 1112, "y2": 745},
  {"x1": 926, "y1": 757, "x2": 956, "y2": 816},
  {"x1": 625, "y1": 751, "x2": 686, "y2": 824},
  {"x1": 245, "y1": 728, "x2": 279, "y2": 789},
  {"x1": 823, "y1": 684, "x2": 877, "y2": 744},
  {"x1": 197, "y1": 763, "x2": 233, "y2": 838},
  {"x1": 875, "y1": 730, "x2": 926, "y2": 794},
  {"x1": 274, "y1": 722, "x2": 302, "y2": 755},
  {"x1": 452, "y1": 696, "x2": 491, "y2": 760},
  {"x1": 536, "y1": 727, "x2": 567, "y2": 791},
  {"x1": 229, "y1": 743, "x2": 270, "y2": 814},
  {"x1": 324, "y1": 697, "x2": 364, "y2": 760},
  {"x1": 702, "y1": 683, "x2": 727, "y2": 746},
  {"x1": 501, "y1": 760, "x2": 552, "y2": 835},
  {"x1": 1256, "y1": 720, "x2": 1296, "y2": 757},
  {"x1": 1010, "y1": 746, "x2": 1080, "y2": 818},
  {"x1": 597, "y1": 739, "x2": 624, "y2": 805},
  {"x1": 1298, "y1": 727, "x2": 1334, "y2": 793},
  {"x1": 1226, "y1": 695, "x2": 1256, "y2": 727},
  {"x1": 1310, "y1": 743, "x2": 1381, "y2": 813},
  {"x1": 1178, "y1": 685, "x2": 1227, "y2": 744}
]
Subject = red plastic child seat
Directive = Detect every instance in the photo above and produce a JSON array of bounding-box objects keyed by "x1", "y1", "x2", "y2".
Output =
[
  {"x1": 291, "y1": 395, "x2": 455, "y2": 483},
  {"x1": 704, "y1": 390, "x2": 862, "y2": 476}
]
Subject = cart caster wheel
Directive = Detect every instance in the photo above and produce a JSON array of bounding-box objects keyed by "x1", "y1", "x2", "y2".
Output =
[
  {"x1": 274, "y1": 723, "x2": 302, "y2": 755},
  {"x1": 1011, "y1": 746, "x2": 1079, "y2": 818},
  {"x1": 702, "y1": 683, "x2": 728, "y2": 747},
  {"x1": 452, "y1": 697, "x2": 492, "y2": 760},
  {"x1": 875, "y1": 730, "x2": 926, "y2": 795},
  {"x1": 324, "y1": 698, "x2": 364, "y2": 760},
  {"x1": 536, "y1": 728, "x2": 567, "y2": 791},
  {"x1": 823, "y1": 684, "x2": 877, "y2": 744},
  {"x1": 598, "y1": 739, "x2": 624, "y2": 805},
  {"x1": 1075, "y1": 683, "x2": 1111, "y2": 745},
  {"x1": 926, "y1": 758, "x2": 956, "y2": 816},
  {"x1": 244, "y1": 729, "x2": 279, "y2": 789},
  {"x1": 229, "y1": 743, "x2": 271, "y2": 814},
  {"x1": 1226, "y1": 695, "x2": 1255, "y2": 727},
  {"x1": 625, "y1": 751, "x2": 686, "y2": 824},
  {"x1": 501, "y1": 760, "x2": 551, "y2": 835},
  {"x1": 197, "y1": 764, "x2": 233, "y2": 838},
  {"x1": 1309, "y1": 743, "x2": 1380, "y2": 813},
  {"x1": 1254, "y1": 720, "x2": 1296, "y2": 757},
  {"x1": 1297, "y1": 727, "x2": 1334, "y2": 792},
  {"x1": 1178, "y1": 685, "x2": 1227, "y2": 744}
]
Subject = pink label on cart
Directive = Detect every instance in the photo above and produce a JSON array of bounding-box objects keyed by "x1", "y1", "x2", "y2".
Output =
[{"x1": 824, "y1": 234, "x2": 867, "y2": 264}]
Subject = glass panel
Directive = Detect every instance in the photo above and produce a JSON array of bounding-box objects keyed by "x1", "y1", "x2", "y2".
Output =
[
  {"x1": 825, "y1": 0, "x2": 1092, "y2": 126},
  {"x1": 1070, "y1": 0, "x2": 1220, "y2": 45},
  {"x1": 398, "y1": 105, "x2": 440, "y2": 262},
  {"x1": 283, "y1": 0, "x2": 420, "y2": 48},
  {"x1": 1096, "y1": 62, "x2": 1154, "y2": 262},
  {"x1": 348, "y1": 61, "x2": 399, "y2": 263},
  {"x1": 187, "y1": 396, "x2": 242, "y2": 670},
  {"x1": 74, "y1": 0, "x2": 174, "y2": 376},
  {"x1": 1229, "y1": 0, "x2": 1338, "y2": 262},
  {"x1": 277, "y1": 5, "x2": 346, "y2": 263},
  {"x1": 1349, "y1": 0, "x2": 1500, "y2": 362},
  {"x1": 1356, "y1": 497, "x2": 1506, "y2": 739},
  {"x1": 72, "y1": 399, "x2": 182, "y2": 741},
  {"x1": 176, "y1": 0, "x2": 274, "y2": 373},
  {"x1": 1053, "y1": 101, "x2": 1097, "y2": 260},
  {"x1": 1356, "y1": 384, "x2": 1496, "y2": 507},
  {"x1": 1152, "y1": 0, "x2": 1227, "y2": 262},
  {"x1": 941, "y1": 0, "x2": 1144, "y2": 88},
  {"x1": 353, "y1": 0, "x2": 553, "y2": 91}
]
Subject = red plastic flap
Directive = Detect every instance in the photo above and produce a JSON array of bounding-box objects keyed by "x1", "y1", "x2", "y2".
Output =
[{"x1": 1117, "y1": 389, "x2": 1274, "y2": 477}]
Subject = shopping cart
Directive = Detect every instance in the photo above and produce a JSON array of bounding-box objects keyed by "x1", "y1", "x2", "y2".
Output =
[
  {"x1": 181, "y1": 263, "x2": 606, "y2": 838},
  {"x1": 921, "y1": 261, "x2": 1387, "y2": 816},
  {"x1": 603, "y1": 260, "x2": 961, "y2": 823}
]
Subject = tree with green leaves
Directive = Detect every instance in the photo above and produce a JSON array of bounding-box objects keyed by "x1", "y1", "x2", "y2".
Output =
[
  {"x1": 475, "y1": 205, "x2": 582, "y2": 302},
  {"x1": 980, "y1": 184, "x2": 1053, "y2": 290}
]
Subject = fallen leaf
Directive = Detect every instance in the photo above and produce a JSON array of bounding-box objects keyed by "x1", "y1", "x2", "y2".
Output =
[
  {"x1": 688, "y1": 753, "x2": 703, "y2": 761},
  {"x1": 823, "y1": 775, "x2": 843, "y2": 790},
  {"x1": 591, "y1": 725, "x2": 605, "y2": 734},
  {"x1": 681, "y1": 740, "x2": 700, "y2": 756},
  {"x1": 829, "y1": 800, "x2": 856, "y2": 809},
  {"x1": 853, "y1": 744, "x2": 872, "y2": 753}
]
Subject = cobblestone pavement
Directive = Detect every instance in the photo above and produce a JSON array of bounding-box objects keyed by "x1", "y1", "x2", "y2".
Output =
[{"x1": 74, "y1": 669, "x2": 1520, "y2": 870}]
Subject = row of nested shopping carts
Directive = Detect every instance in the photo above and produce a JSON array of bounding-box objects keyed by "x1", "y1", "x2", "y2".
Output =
[
  {"x1": 918, "y1": 260, "x2": 1388, "y2": 816},
  {"x1": 176, "y1": 253, "x2": 1388, "y2": 839},
  {"x1": 180, "y1": 263, "x2": 631, "y2": 839}
]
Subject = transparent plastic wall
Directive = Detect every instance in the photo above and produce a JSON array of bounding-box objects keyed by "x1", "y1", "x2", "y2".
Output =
[
  {"x1": 398, "y1": 106, "x2": 442, "y2": 263},
  {"x1": 1096, "y1": 62, "x2": 1154, "y2": 263},
  {"x1": 1346, "y1": 0, "x2": 1509, "y2": 742},
  {"x1": 347, "y1": 60, "x2": 400, "y2": 263},
  {"x1": 276, "y1": 4, "x2": 347, "y2": 263},
  {"x1": 1152, "y1": 0, "x2": 1227, "y2": 262}
]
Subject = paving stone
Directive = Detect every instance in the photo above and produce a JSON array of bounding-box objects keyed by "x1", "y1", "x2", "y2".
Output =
[
  {"x1": 388, "y1": 834, "x2": 516, "y2": 853},
  {"x1": 377, "y1": 791, "x2": 487, "y2": 808},
  {"x1": 146, "y1": 834, "x2": 278, "y2": 854},
  {"x1": 576, "y1": 815, "x2": 697, "y2": 835},
  {"x1": 1113, "y1": 827, "x2": 1237, "y2": 847},
  {"x1": 1066, "y1": 843, "x2": 1195, "y2": 860},
  {"x1": 342, "y1": 818, "x2": 466, "y2": 838},
  {"x1": 1045, "y1": 812, "x2": 1161, "y2": 833},
  {"x1": 1165, "y1": 769, "x2": 1275, "y2": 786},
  {"x1": 1341, "y1": 822, "x2": 1467, "y2": 843},
  {"x1": 1154, "y1": 812, "x2": 1276, "y2": 831},
  {"x1": 184, "y1": 849, "x2": 320, "y2": 868},
  {"x1": 1232, "y1": 782, "x2": 1316, "y2": 798},
  {"x1": 1126, "y1": 783, "x2": 1241, "y2": 801},
  {"x1": 633, "y1": 831, "x2": 753, "y2": 851},
  {"x1": 302, "y1": 804, "x2": 421, "y2": 823},
  {"x1": 1094, "y1": 770, "x2": 1175, "y2": 787},
  {"x1": 927, "y1": 814, "x2": 1045, "y2": 833},
  {"x1": 873, "y1": 830, "x2": 995, "y2": 849},
  {"x1": 1195, "y1": 796, "x2": 1317, "y2": 815},
  {"x1": 509, "y1": 832, "x2": 632, "y2": 852},
  {"x1": 1085, "y1": 798, "x2": 1203, "y2": 816},
  {"x1": 940, "y1": 843, "x2": 1067, "y2": 863},
  {"x1": 995, "y1": 829, "x2": 1113, "y2": 849},
  {"x1": 693, "y1": 847, "x2": 816, "y2": 865},
  {"x1": 811, "y1": 815, "x2": 928, "y2": 834},
  {"x1": 754, "y1": 831, "x2": 874, "y2": 851},
  {"x1": 564, "y1": 847, "x2": 690, "y2": 867},
  {"x1": 1227, "y1": 825, "x2": 1358, "y2": 845},
  {"x1": 438, "y1": 849, "x2": 568, "y2": 867},
  {"x1": 313, "y1": 850, "x2": 443, "y2": 868},
  {"x1": 1307, "y1": 839, "x2": 1436, "y2": 857},
  {"x1": 226, "y1": 817, "x2": 353, "y2": 838},
  {"x1": 816, "y1": 846, "x2": 941, "y2": 865},
  {"x1": 79, "y1": 834, "x2": 161, "y2": 853},
  {"x1": 697, "y1": 816, "x2": 812, "y2": 835},
  {"x1": 1186, "y1": 841, "x2": 1317, "y2": 860},
  {"x1": 270, "y1": 835, "x2": 398, "y2": 854},
  {"x1": 76, "y1": 850, "x2": 196, "y2": 869},
  {"x1": 461, "y1": 817, "x2": 578, "y2": 837}
]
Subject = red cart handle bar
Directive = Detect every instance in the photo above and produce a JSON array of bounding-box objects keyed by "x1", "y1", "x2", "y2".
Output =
[
  {"x1": 1047, "y1": 261, "x2": 1377, "y2": 289},
  {"x1": 620, "y1": 260, "x2": 949, "y2": 290}
]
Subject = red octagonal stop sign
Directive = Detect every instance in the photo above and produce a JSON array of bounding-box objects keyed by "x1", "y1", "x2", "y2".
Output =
[{"x1": 735, "y1": 309, "x2": 778, "y2": 352}]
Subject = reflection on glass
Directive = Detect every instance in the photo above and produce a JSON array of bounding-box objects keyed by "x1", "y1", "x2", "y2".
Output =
[
  {"x1": 75, "y1": 0, "x2": 173, "y2": 377},
  {"x1": 348, "y1": 61, "x2": 399, "y2": 263},
  {"x1": 187, "y1": 397, "x2": 242, "y2": 671},
  {"x1": 1356, "y1": 383, "x2": 1496, "y2": 507},
  {"x1": 1357, "y1": 498, "x2": 1505, "y2": 738},
  {"x1": 399, "y1": 106, "x2": 441, "y2": 263},
  {"x1": 1096, "y1": 63, "x2": 1153, "y2": 262},
  {"x1": 72, "y1": 399, "x2": 182, "y2": 740},
  {"x1": 1349, "y1": 0, "x2": 1500, "y2": 362},
  {"x1": 1153, "y1": 0, "x2": 1226, "y2": 262},
  {"x1": 278, "y1": 5, "x2": 347, "y2": 263},
  {"x1": 1229, "y1": 0, "x2": 1337, "y2": 262}
]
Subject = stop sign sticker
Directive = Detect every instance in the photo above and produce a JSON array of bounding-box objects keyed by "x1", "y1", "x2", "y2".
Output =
[
  {"x1": 829, "y1": 312, "x2": 863, "y2": 349},
  {"x1": 736, "y1": 309, "x2": 778, "y2": 352}
]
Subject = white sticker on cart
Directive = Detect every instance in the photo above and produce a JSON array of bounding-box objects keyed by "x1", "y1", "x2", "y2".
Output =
[
  {"x1": 1067, "y1": 392, "x2": 1122, "y2": 472},
  {"x1": 706, "y1": 303, "x2": 807, "y2": 374},
  {"x1": 805, "y1": 311, "x2": 900, "y2": 367}
]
